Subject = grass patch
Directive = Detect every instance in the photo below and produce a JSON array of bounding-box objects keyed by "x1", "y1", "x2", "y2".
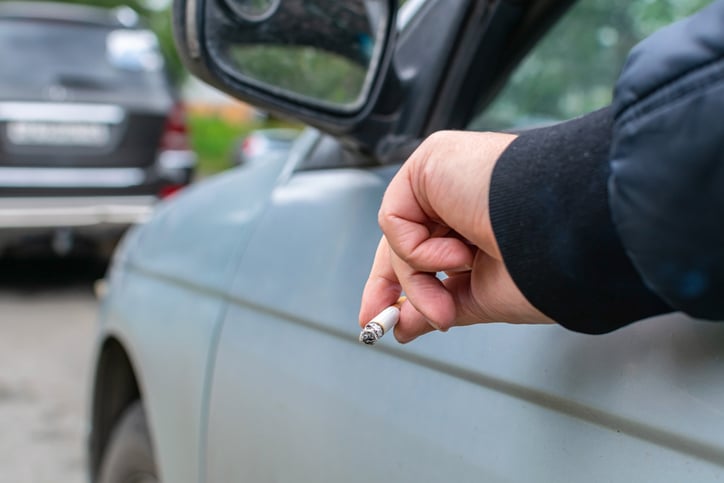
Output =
[{"x1": 188, "y1": 114, "x2": 300, "y2": 176}]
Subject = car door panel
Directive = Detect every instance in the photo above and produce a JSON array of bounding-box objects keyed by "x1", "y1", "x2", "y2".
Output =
[
  {"x1": 124, "y1": 130, "x2": 319, "y2": 292},
  {"x1": 102, "y1": 268, "x2": 227, "y2": 483},
  {"x1": 96, "y1": 131, "x2": 320, "y2": 482},
  {"x1": 207, "y1": 312, "x2": 724, "y2": 482},
  {"x1": 204, "y1": 165, "x2": 724, "y2": 481}
]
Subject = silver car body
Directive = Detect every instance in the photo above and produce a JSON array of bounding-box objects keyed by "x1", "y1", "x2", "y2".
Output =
[{"x1": 92, "y1": 126, "x2": 724, "y2": 482}]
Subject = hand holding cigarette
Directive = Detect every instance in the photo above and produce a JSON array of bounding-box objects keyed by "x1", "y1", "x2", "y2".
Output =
[{"x1": 359, "y1": 132, "x2": 553, "y2": 344}]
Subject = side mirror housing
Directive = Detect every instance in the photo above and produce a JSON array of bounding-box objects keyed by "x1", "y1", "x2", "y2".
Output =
[{"x1": 174, "y1": 0, "x2": 397, "y2": 141}]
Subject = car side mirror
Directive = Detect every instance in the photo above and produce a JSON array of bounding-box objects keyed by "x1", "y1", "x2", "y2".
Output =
[{"x1": 174, "y1": 0, "x2": 397, "y2": 135}]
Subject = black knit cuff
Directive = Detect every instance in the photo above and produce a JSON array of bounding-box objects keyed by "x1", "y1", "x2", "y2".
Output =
[{"x1": 489, "y1": 107, "x2": 672, "y2": 334}]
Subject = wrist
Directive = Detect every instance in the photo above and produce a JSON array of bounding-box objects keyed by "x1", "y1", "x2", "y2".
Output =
[{"x1": 472, "y1": 132, "x2": 516, "y2": 260}]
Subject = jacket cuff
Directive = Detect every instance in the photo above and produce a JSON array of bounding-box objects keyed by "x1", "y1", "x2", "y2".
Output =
[{"x1": 488, "y1": 107, "x2": 672, "y2": 334}]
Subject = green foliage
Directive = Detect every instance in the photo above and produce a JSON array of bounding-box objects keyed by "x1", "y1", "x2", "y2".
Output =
[
  {"x1": 473, "y1": 0, "x2": 713, "y2": 130},
  {"x1": 188, "y1": 114, "x2": 252, "y2": 175},
  {"x1": 188, "y1": 114, "x2": 299, "y2": 175}
]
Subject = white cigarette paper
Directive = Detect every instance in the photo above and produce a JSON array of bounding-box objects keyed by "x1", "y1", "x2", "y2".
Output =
[
  {"x1": 359, "y1": 297, "x2": 406, "y2": 345},
  {"x1": 369, "y1": 306, "x2": 400, "y2": 333}
]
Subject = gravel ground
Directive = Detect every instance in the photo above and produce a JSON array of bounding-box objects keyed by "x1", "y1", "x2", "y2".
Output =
[{"x1": 0, "y1": 258, "x2": 104, "y2": 483}]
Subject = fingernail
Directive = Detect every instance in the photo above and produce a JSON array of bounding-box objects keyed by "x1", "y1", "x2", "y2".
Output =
[
  {"x1": 427, "y1": 319, "x2": 441, "y2": 331},
  {"x1": 394, "y1": 328, "x2": 413, "y2": 344},
  {"x1": 448, "y1": 264, "x2": 472, "y2": 273}
]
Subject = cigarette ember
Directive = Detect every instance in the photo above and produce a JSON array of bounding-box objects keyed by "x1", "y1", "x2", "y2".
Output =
[{"x1": 359, "y1": 296, "x2": 406, "y2": 345}]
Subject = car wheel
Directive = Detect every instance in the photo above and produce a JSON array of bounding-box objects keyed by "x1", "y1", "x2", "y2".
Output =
[{"x1": 98, "y1": 401, "x2": 159, "y2": 483}]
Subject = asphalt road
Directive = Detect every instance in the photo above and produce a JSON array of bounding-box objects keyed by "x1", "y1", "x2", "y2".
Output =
[{"x1": 0, "y1": 257, "x2": 104, "y2": 483}]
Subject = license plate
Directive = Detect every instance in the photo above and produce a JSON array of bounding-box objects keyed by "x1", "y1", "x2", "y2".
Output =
[{"x1": 5, "y1": 121, "x2": 111, "y2": 147}]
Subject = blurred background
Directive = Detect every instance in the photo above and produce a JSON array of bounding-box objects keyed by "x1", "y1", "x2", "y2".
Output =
[
  {"x1": 46, "y1": 0, "x2": 300, "y2": 177},
  {"x1": 7, "y1": 0, "x2": 300, "y2": 177},
  {"x1": 0, "y1": 1, "x2": 297, "y2": 481}
]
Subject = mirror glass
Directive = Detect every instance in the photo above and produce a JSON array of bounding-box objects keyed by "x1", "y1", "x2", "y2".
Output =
[
  {"x1": 208, "y1": 0, "x2": 390, "y2": 111},
  {"x1": 225, "y1": 0, "x2": 281, "y2": 21}
]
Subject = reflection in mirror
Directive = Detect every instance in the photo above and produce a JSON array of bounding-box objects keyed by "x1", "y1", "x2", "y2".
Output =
[
  {"x1": 208, "y1": 0, "x2": 390, "y2": 111},
  {"x1": 225, "y1": 0, "x2": 281, "y2": 22}
]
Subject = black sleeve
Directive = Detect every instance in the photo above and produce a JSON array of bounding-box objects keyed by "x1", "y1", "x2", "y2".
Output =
[
  {"x1": 489, "y1": 108, "x2": 672, "y2": 334},
  {"x1": 609, "y1": 0, "x2": 724, "y2": 320},
  {"x1": 488, "y1": 0, "x2": 724, "y2": 333}
]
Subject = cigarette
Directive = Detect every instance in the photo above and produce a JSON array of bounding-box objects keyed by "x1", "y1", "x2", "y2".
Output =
[{"x1": 359, "y1": 296, "x2": 407, "y2": 345}]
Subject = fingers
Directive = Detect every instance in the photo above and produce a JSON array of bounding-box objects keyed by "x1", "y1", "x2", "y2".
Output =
[
  {"x1": 393, "y1": 270, "x2": 486, "y2": 344},
  {"x1": 358, "y1": 238, "x2": 401, "y2": 328},
  {"x1": 360, "y1": 241, "x2": 552, "y2": 344},
  {"x1": 378, "y1": 131, "x2": 517, "y2": 257},
  {"x1": 392, "y1": 254, "x2": 524, "y2": 343},
  {"x1": 358, "y1": 237, "x2": 466, "y2": 340},
  {"x1": 381, "y1": 214, "x2": 475, "y2": 273},
  {"x1": 378, "y1": 165, "x2": 475, "y2": 274},
  {"x1": 393, "y1": 301, "x2": 436, "y2": 343},
  {"x1": 389, "y1": 249, "x2": 456, "y2": 331},
  {"x1": 360, "y1": 152, "x2": 481, "y2": 338}
]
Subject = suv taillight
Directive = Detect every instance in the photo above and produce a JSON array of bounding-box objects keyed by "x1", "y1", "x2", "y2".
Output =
[
  {"x1": 156, "y1": 102, "x2": 196, "y2": 198},
  {"x1": 159, "y1": 102, "x2": 190, "y2": 151}
]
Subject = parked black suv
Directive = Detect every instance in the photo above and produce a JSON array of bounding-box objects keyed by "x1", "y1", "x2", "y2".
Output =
[{"x1": 0, "y1": 2, "x2": 195, "y2": 258}]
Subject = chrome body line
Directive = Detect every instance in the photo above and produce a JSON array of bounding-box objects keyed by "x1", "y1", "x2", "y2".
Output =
[
  {"x1": 0, "y1": 102, "x2": 125, "y2": 124},
  {"x1": 0, "y1": 196, "x2": 156, "y2": 228},
  {"x1": 0, "y1": 167, "x2": 146, "y2": 188}
]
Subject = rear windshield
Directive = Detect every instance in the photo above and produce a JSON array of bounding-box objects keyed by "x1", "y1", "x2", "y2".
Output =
[{"x1": 0, "y1": 19, "x2": 169, "y2": 97}]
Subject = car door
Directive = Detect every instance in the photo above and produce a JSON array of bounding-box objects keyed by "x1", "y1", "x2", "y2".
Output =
[{"x1": 203, "y1": 0, "x2": 724, "y2": 481}]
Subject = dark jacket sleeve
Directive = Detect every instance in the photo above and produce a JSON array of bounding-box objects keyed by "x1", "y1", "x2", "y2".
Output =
[
  {"x1": 609, "y1": 0, "x2": 724, "y2": 319},
  {"x1": 488, "y1": 0, "x2": 724, "y2": 333}
]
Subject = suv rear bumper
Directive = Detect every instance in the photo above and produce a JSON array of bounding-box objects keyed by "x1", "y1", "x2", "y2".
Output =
[{"x1": 0, "y1": 196, "x2": 156, "y2": 229}]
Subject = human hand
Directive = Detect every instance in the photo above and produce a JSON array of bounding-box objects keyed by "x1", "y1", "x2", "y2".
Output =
[{"x1": 359, "y1": 131, "x2": 554, "y2": 343}]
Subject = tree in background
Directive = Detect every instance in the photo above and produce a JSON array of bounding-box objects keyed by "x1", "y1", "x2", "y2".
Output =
[{"x1": 474, "y1": 0, "x2": 713, "y2": 130}]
